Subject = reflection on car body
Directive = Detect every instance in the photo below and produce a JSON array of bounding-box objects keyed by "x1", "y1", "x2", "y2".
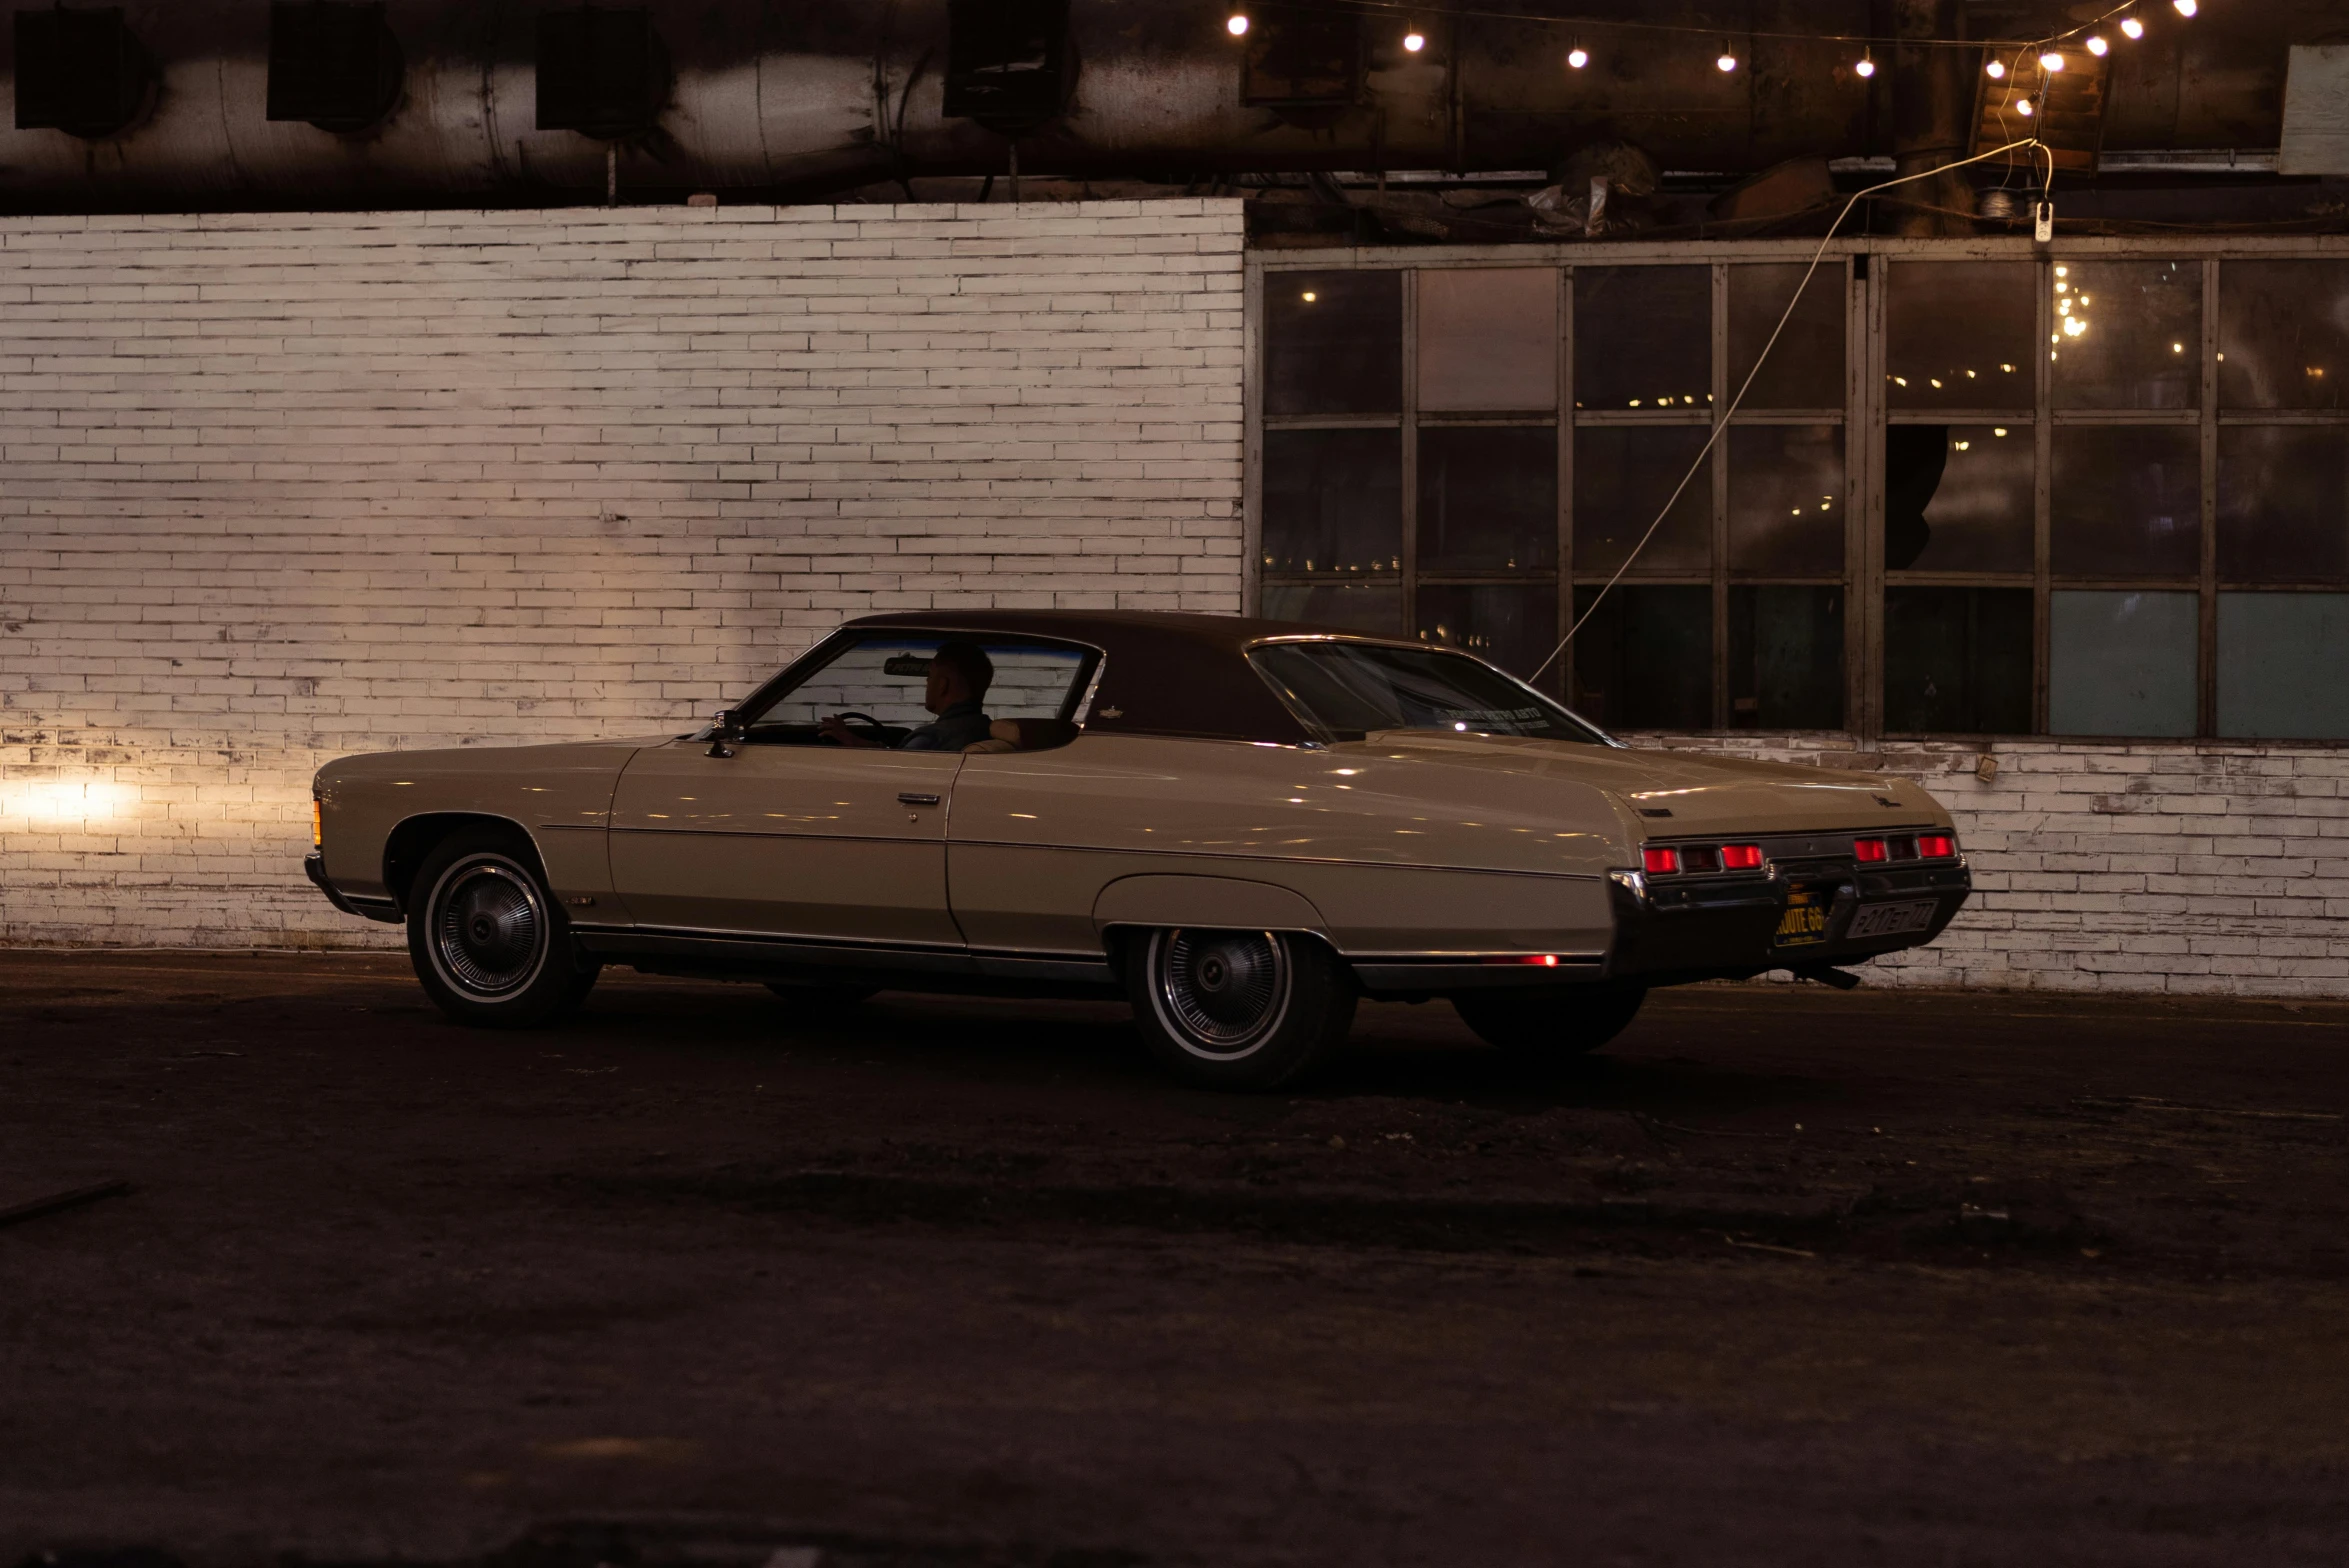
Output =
[{"x1": 306, "y1": 610, "x2": 1972, "y2": 1088}]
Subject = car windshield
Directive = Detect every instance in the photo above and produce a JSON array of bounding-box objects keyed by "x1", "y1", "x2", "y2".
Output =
[{"x1": 1249, "y1": 640, "x2": 1612, "y2": 745}]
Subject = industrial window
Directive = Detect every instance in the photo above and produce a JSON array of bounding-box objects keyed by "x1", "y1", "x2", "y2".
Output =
[{"x1": 1252, "y1": 241, "x2": 2349, "y2": 741}]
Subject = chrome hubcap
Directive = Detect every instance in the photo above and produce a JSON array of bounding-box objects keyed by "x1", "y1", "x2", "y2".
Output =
[
  {"x1": 1154, "y1": 929, "x2": 1290, "y2": 1058},
  {"x1": 431, "y1": 857, "x2": 546, "y2": 998}
]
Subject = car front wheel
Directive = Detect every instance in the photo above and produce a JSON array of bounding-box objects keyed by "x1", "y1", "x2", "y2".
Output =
[
  {"x1": 407, "y1": 829, "x2": 599, "y2": 1028},
  {"x1": 1126, "y1": 927, "x2": 1355, "y2": 1090},
  {"x1": 1451, "y1": 983, "x2": 1646, "y2": 1060}
]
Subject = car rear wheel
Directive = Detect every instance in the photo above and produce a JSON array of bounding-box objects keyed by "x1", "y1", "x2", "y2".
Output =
[
  {"x1": 1127, "y1": 927, "x2": 1355, "y2": 1090},
  {"x1": 1452, "y1": 983, "x2": 1647, "y2": 1060},
  {"x1": 406, "y1": 829, "x2": 599, "y2": 1028}
]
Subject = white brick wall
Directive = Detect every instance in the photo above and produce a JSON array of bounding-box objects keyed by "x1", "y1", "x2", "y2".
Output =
[
  {"x1": 0, "y1": 201, "x2": 1246, "y2": 946},
  {"x1": 1629, "y1": 734, "x2": 2349, "y2": 998}
]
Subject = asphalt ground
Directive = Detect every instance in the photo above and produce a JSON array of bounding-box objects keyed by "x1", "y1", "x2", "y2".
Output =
[{"x1": 3, "y1": 951, "x2": 2347, "y2": 1568}]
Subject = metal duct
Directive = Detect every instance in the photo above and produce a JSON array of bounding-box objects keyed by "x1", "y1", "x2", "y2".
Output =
[{"x1": 0, "y1": 0, "x2": 2317, "y2": 212}]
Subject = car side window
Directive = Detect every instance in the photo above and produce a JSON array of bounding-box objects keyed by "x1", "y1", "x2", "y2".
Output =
[{"x1": 740, "y1": 634, "x2": 1094, "y2": 743}]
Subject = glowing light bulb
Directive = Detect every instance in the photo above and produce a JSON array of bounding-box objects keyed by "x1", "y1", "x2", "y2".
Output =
[
  {"x1": 2173, "y1": 0, "x2": 2195, "y2": 15},
  {"x1": 1993, "y1": 427, "x2": 2009, "y2": 437},
  {"x1": 1986, "y1": 58, "x2": 2007, "y2": 79},
  {"x1": 1226, "y1": 11, "x2": 1249, "y2": 36},
  {"x1": 2172, "y1": 342, "x2": 2184, "y2": 353},
  {"x1": 2016, "y1": 97, "x2": 2034, "y2": 115},
  {"x1": 1403, "y1": 29, "x2": 1425, "y2": 52},
  {"x1": 1717, "y1": 50, "x2": 1738, "y2": 73},
  {"x1": 1567, "y1": 46, "x2": 1589, "y2": 68},
  {"x1": 2121, "y1": 16, "x2": 2145, "y2": 38},
  {"x1": 1300, "y1": 290, "x2": 1316, "y2": 303},
  {"x1": 2086, "y1": 34, "x2": 2109, "y2": 56},
  {"x1": 1855, "y1": 50, "x2": 1876, "y2": 78},
  {"x1": 2040, "y1": 51, "x2": 2066, "y2": 71}
]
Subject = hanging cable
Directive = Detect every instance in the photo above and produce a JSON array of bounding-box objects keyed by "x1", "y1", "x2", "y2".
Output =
[{"x1": 1527, "y1": 136, "x2": 2049, "y2": 687}]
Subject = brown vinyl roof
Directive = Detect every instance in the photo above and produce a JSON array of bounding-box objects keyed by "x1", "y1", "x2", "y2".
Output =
[{"x1": 846, "y1": 608, "x2": 1354, "y2": 744}]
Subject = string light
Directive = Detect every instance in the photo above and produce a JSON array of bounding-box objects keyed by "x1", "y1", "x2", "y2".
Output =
[
  {"x1": 1403, "y1": 24, "x2": 1425, "y2": 52},
  {"x1": 2039, "y1": 50, "x2": 2066, "y2": 71},
  {"x1": 1986, "y1": 58, "x2": 2008, "y2": 79},
  {"x1": 1716, "y1": 41, "x2": 1738, "y2": 73},
  {"x1": 2085, "y1": 34, "x2": 2109, "y2": 55},
  {"x1": 1855, "y1": 47, "x2": 1876, "y2": 78},
  {"x1": 2015, "y1": 97, "x2": 2034, "y2": 115},
  {"x1": 1225, "y1": 10, "x2": 1248, "y2": 37},
  {"x1": 1567, "y1": 40, "x2": 1588, "y2": 69},
  {"x1": 2172, "y1": 0, "x2": 2196, "y2": 14},
  {"x1": 2120, "y1": 16, "x2": 2145, "y2": 38}
]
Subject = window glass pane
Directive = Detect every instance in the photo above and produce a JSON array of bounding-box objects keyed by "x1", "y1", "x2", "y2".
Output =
[
  {"x1": 1573, "y1": 267, "x2": 1710, "y2": 412},
  {"x1": 1416, "y1": 583, "x2": 1559, "y2": 684},
  {"x1": 1729, "y1": 587, "x2": 1843, "y2": 729},
  {"x1": 1574, "y1": 425, "x2": 1711, "y2": 574},
  {"x1": 1261, "y1": 583, "x2": 1405, "y2": 637},
  {"x1": 2218, "y1": 593, "x2": 2349, "y2": 739},
  {"x1": 2217, "y1": 425, "x2": 2349, "y2": 583},
  {"x1": 1728, "y1": 263, "x2": 1844, "y2": 409},
  {"x1": 1419, "y1": 268, "x2": 1558, "y2": 412},
  {"x1": 1885, "y1": 261, "x2": 2034, "y2": 411},
  {"x1": 1568, "y1": 585, "x2": 1711, "y2": 729},
  {"x1": 1263, "y1": 428, "x2": 1402, "y2": 575},
  {"x1": 752, "y1": 635, "x2": 1085, "y2": 733},
  {"x1": 2217, "y1": 260, "x2": 2349, "y2": 411},
  {"x1": 1265, "y1": 270, "x2": 1401, "y2": 415},
  {"x1": 1728, "y1": 424, "x2": 1844, "y2": 575},
  {"x1": 2049, "y1": 259, "x2": 2200, "y2": 410},
  {"x1": 2052, "y1": 425, "x2": 2199, "y2": 579},
  {"x1": 1418, "y1": 426, "x2": 1557, "y2": 571},
  {"x1": 1883, "y1": 587, "x2": 2033, "y2": 734},
  {"x1": 2048, "y1": 590, "x2": 2197, "y2": 737},
  {"x1": 1884, "y1": 424, "x2": 2033, "y2": 574},
  {"x1": 1250, "y1": 642, "x2": 1603, "y2": 743}
]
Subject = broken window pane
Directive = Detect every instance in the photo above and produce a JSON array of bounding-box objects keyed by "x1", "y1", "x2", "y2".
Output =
[
  {"x1": 2049, "y1": 259, "x2": 2200, "y2": 411},
  {"x1": 1418, "y1": 426, "x2": 1557, "y2": 571},
  {"x1": 1573, "y1": 266, "x2": 1710, "y2": 411},
  {"x1": 1262, "y1": 428, "x2": 1403, "y2": 575},
  {"x1": 2048, "y1": 590, "x2": 2197, "y2": 737},
  {"x1": 1728, "y1": 263, "x2": 1845, "y2": 410},
  {"x1": 1264, "y1": 270, "x2": 1402, "y2": 415},
  {"x1": 2052, "y1": 425, "x2": 2200, "y2": 578},
  {"x1": 1729, "y1": 586, "x2": 1844, "y2": 729},
  {"x1": 1728, "y1": 424, "x2": 1844, "y2": 575},
  {"x1": 1568, "y1": 585, "x2": 1711, "y2": 730},
  {"x1": 2218, "y1": 592, "x2": 2349, "y2": 738},
  {"x1": 1883, "y1": 587, "x2": 2033, "y2": 734},
  {"x1": 1261, "y1": 582, "x2": 1407, "y2": 637},
  {"x1": 1885, "y1": 261, "x2": 2034, "y2": 411},
  {"x1": 1883, "y1": 424, "x2": 2034, "y2": 574},
  {"x1": 1416, "y1": 583, "x2": 1560, "y2": 685},
  {"x1": 1573, "y1": 425, "x2": 1711, "y2": 574},
  {"x1": 1419, "y1": 267, "x2": 1558, "y2": 412},
  {"x1": 2217, "y1": 260, "x2": 2349, "y2": 411},
  {"x1": 2217, "y1": 425, "x2": 2349, "y2": 582}
]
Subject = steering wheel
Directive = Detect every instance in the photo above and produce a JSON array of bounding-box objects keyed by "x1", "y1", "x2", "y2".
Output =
[{"x1": 821, "y1": 710, "x2": 895, "y2": 746}]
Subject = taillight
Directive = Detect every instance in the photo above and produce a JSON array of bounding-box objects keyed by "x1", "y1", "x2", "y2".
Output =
[
  {"x1": 1918, "y1": 832, "x2": 1956, "y2": 858},
  {"x1": 1643, "y1": 846, "x2": 1681, "y2": 874},
  {"x1": 1721, "y1": 843, "x2": 1765, "y2": 871},
  {"x1": 1853, "y1": 838, "x2": 1888, "y2": 863}
]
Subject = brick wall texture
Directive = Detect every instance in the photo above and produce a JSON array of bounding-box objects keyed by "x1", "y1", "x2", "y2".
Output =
[
  {"x1": 0, "y1": 202, "x2": 1246, "y2": 946},
  {"x1": 3, "y1": 202, "x2": 2343, "y2": 995}
]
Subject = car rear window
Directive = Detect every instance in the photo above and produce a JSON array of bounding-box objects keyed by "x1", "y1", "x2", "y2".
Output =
[{"x1": 1248, "y1": 641, "x2": 1612, "y2": 744}]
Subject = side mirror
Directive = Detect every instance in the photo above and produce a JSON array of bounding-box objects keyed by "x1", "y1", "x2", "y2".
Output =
[{"x1": 706, "y1": 707, "x2": 742, "y2": 759}]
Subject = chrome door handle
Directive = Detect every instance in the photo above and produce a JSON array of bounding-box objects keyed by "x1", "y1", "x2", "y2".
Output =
[{"x1": 897, "y1": 792, "x2": 941, "y2": 806}]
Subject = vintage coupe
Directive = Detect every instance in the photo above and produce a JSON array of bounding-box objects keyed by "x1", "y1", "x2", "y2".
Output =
[{"x1": 306, "y1": 610, "x2": 1971, "y2": 1087}]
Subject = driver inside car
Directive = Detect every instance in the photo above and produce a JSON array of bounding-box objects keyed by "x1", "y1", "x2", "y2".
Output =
[{"x1": 819, "y1": 640, "x2": 995, "y2": 751}]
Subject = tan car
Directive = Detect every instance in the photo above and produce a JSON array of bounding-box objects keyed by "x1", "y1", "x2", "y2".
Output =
[{"x1": 306, "y1": 610, "x2": 1971, "y2": 1088}]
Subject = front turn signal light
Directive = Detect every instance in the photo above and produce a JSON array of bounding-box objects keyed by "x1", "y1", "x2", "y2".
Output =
[
  {"x1": 1853, "y1": 838, "x2": 1888, "y2": 863},
  {"x1": 1721, "y1": 843, "x2": 1765, "y2": 871},
  {"x1": 1917, "y1": 833, "x2": 1956, "y2": 858},
  {"x1": 1642, "y1": 846, "x2": 1681, "y2": 874},
  {"x1": 311, "y1": 799, "x2": 323, "y2": 848}
]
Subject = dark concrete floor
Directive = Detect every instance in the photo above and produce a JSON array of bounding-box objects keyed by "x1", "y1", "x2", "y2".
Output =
[{"x1": 3, "y1": 952, "x2": 2347, "y2": 1568}]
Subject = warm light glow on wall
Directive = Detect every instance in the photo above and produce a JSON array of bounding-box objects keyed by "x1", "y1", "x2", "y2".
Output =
[{"x1": 1, "y1": 779, "x2": 136, "y2": 825}]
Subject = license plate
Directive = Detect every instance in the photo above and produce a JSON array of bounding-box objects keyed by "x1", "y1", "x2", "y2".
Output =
[
  {"x1": 1846, "y1": 899, "x2": 1939, "y2": 940},
  {"x1": 1773, "y1": 888, "x2": 1831, "y2": 947}
]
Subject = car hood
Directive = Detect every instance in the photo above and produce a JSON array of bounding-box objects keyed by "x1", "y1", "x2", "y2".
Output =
[{"x1": 1350, "y1": 731, "x2": 1953, "y2": 837}]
